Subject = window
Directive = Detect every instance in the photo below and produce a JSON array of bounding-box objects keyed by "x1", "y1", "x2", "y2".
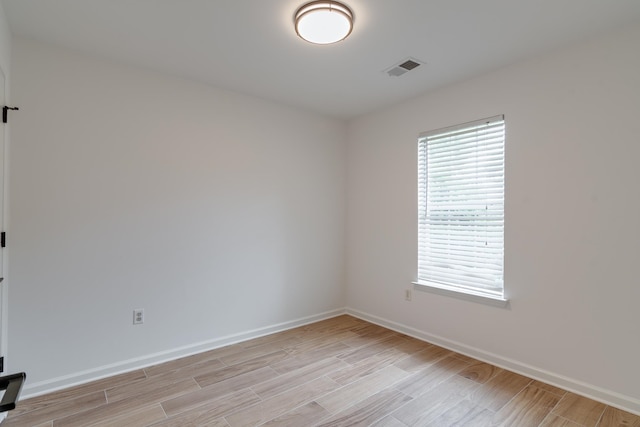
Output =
[{"x1": 416, "y1": 115, "x2": 506, "y2": 303}]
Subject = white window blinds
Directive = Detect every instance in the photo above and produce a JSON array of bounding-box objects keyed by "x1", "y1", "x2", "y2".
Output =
[{"x1": 418, "y1": 115, "x2": 505, "y2": 298}]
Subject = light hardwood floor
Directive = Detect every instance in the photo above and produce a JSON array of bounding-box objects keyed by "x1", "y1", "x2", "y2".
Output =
[{"x1": 5, "y1": 315, "x2": 639, "y2": 426}]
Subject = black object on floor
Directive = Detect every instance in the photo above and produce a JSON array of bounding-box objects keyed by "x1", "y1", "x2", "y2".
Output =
[{"x1": 0, "y1": 373, "x2": 26, "y2": 413}]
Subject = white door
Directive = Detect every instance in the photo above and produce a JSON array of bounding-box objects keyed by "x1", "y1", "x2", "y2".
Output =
[
  {"x1": 0, "y1": 66, "x2": 6, "y2": 421},
  {"x1": 0, "y1": 66, "x2": 6, "y2": 368}
]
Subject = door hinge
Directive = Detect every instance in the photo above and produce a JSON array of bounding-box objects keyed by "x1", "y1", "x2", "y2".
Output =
[
  {"x1": 2, "y1": 106, "x2": 18, "y2": 124},
  {"x1": 1, "y1": 232, "x2": 5, "y2": 248}
]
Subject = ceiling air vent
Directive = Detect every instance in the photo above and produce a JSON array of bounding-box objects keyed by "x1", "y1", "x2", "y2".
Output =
[{"x1": 385, "y1": 57, "x2": 424, "y2": 77}]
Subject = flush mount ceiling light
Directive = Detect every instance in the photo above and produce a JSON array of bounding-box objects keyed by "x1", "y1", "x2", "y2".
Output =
[{"x1": 295, "y1": 1, "x2": 354, "y2": 45}]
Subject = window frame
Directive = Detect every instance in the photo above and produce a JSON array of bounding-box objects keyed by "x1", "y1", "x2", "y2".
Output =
[{"x1": 413, "y1": 115, "x2": 508, "y2": 306}]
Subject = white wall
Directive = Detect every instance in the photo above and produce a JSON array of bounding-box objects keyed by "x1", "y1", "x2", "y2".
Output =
[
  {"x1": 346, "y1": 24, "x2": 640, "y2": 412},
  {"x1": 9, "y1": 39, "x2": 346, "y2": 393}
]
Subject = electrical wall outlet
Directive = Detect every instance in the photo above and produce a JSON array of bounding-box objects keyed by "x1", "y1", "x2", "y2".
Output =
[
  {"x1": 405, "y1": 289, "x2": 412, "y2": 301},
  {"x1": 133, "y1": 309, "x2": 144, "y2": 325}
]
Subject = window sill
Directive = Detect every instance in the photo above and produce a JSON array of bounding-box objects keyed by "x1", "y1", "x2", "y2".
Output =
[{"x1": 412, "y1": 281, "x2": 509, "y2": 308}]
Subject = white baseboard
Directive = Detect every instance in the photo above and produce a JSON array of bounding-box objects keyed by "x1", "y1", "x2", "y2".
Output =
[
  {"x1": 346, "y1": 307, "x2": 640, "y2": 416},
  {"x1": 21, "y1": 308, "x2": 347, "y2": 399}
]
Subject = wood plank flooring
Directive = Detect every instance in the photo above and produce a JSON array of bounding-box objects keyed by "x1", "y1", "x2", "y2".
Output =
[{"x1": 5, "y1": 315, "x2": 639, "y2": 426}]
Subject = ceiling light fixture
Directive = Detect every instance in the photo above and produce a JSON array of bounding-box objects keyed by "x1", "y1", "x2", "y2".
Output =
[{"x1": 295, "y1": 1, "x2": 354, "y2": 45}]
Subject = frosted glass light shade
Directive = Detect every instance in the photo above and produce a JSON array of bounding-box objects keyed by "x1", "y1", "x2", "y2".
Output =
[{"x1": 295, "y1": 1, "x2": 354, "y2": 45}]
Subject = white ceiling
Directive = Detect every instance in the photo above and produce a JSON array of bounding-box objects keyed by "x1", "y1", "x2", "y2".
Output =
[{"x1": 3, "y1": 0, "x2": 640, "y2": 119}]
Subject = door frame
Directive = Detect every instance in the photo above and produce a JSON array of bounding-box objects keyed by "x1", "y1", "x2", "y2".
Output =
[{"x1": 0, "y1": 64, "x2": 9, "y2": 367}]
